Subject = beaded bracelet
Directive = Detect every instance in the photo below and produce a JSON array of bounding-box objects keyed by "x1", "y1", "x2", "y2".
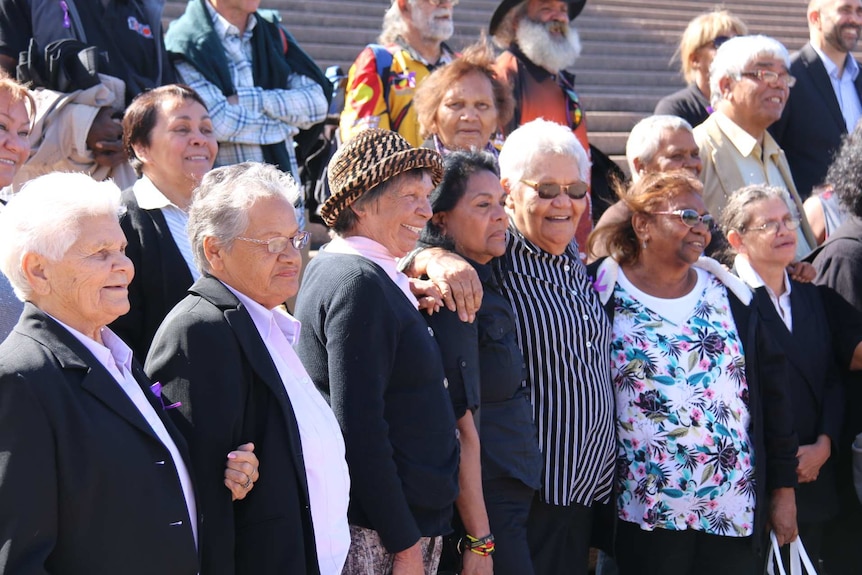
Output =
[{"x1": 459, "y1": 533, "x2": 496, "y2": 557}]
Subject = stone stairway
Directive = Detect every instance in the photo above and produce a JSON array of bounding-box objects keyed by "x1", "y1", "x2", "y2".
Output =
[{"x1": 163, "y1": 0, "x2": 819, "y2": 171}]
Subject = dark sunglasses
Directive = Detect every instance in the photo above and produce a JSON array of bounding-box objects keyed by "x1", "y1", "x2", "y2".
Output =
[
  {"x1": 651, "y1": 209, "x2": 715, "y2": 229},
  {"x1": 710, "y1": 35, "x2": 731, "y2": 49},
  {"x1": 520, "y1": 179, "x2": 589, "y2": 200}
]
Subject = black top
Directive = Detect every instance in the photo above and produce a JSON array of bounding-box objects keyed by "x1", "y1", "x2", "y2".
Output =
[
  {"x1": 295, "y1": 251, "x2": 460, "y2": 553},
  {"x1": 424, "y1": 258, "x2": 542, "y2": 489},
  {"x1": 654, "y1": 83, "x2": 711, "y2": 128}
]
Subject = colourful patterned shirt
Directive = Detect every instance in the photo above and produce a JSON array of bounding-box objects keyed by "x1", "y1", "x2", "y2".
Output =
[{"x1": 611, "y1": 269, "x2": 755, "y2": 536}]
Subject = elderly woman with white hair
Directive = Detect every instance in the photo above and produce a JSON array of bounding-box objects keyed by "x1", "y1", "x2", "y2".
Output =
[
  {"x1": 145, "y1": 162, "x2": 350, "y2": 575},
  {"x1": 0, "y1": 173, "x2": 244, "y2": 574},
  {"x1": 693, "y1": 34, "x2": 817, "y2": 261},
  {"x1": 409, "y1": 118, "x2": 615, "y2": 575}
]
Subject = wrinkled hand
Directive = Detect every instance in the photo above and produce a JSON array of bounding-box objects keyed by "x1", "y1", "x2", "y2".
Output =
[
  {"x1": 769, "y1": 487, "x2": 798, "y2": 546},
  {"x1": 86, "y1": 107, "x2": 125, "y2": 168},
  {"x1": 410, "y1": 278, "x2": 443, "y2": 314},
  {"x1": 461, "y1": 550, "x2": 493, "y2": 575},
  {"x1": 796, "y1": 436, "x2": 830, "y2": 483},
  {"x1": 787, "y1": 261, "x2": 815, "y2": 283},
  {"x1": 392, "y1": 542, "x2": 424, "y2": 575},
  {"x1": 424, "y1": 249, "x2": 482, "y2": 323},
  {"x1": 224, "y1": 442, "x2": 259, "y2": 501}
]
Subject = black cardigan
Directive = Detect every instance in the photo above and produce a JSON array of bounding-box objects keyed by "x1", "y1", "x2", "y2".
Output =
[{"x1": 295, "y1": 251, "x2": 460, "y2": 553}]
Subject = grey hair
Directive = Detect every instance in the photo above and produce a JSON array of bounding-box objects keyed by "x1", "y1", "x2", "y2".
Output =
[
  {"x1": 379, "y1": 0, "x2": 416, "y2": 44},
  {"x1": 188, "y1": 162, "x2": 301, "y2": 275},
  {"x1": 492, "y1": 1, "x2": 528, "y2": 48},
  {"x1": 625, "y1": 115, "x2": 694, "y2": 178},
  {"x1": 721, "y1": 184, "x2": 794, "y2": 233},
  {"x1": 498, "y1": 118, "x2": 591, "y2": 184},
  {"x1": 0, "y1": 172, "x2": 123, "y2": 301},
  {"x1": 709, "y1": 35, "x2": 790, "y2": 107}
]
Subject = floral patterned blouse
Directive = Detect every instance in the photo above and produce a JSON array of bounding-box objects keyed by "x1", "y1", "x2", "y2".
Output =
[{"x1": 611, "y1": 269, "x2": 755, "y2": 536}]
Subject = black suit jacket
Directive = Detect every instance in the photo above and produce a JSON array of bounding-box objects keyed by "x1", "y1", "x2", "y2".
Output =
[
  {"x1": 145, "y1": 275, "x2": 320, "y2": 575},
  {"x1": 0, "y1": 304, "x2": 199, "y2": 575},
  {"x1": 754, "y1": 283, "x2": 844, "y2": 523},
  {"x1": 770, "y1": 43, "x2": 862, "y2": 200},
  {"x1": 111, "y1": 187, "x2": 195, "y2": 362}
]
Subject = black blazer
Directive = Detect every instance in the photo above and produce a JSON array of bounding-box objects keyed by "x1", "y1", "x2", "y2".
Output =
[
  {"x1": 753, "y1": 283, "x2": 845, "y2": 523},
  {"x1": 770, "y1": 43, "x2": 862, "y2": 200},
  {"x1": 145, "y1": 275, "x2": 320, "y2": 575},
  {"x1": 111, "y1": 187, "x2": 195, "y2": 362},
  {"x1": 0, "y1": 304, "x2": 199, "y2": 575}
]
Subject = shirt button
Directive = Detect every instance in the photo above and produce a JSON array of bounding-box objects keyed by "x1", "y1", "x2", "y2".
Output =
[
  {"x1": 428, "y1": 326, "x2": 434, "y2": 337},
  {"x1": 583, "y1": 314, "x2": 589, "y2": 321},
  {"x1": 564, "y1": 264, "x2": 571, "y2": 272},
  {"x1": 460, "y1": 361, "x2": 467, "y2": 368},
  {"x1": 443, "y1": 377, "x2": 449, "y2": 389},
  {"x1": 585, "y1": 341, "x2": 592, "y2": 348}
]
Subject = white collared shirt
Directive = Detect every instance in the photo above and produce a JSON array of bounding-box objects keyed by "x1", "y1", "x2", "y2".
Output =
[
  {"x1": 734, "y1": 255, "x2": 793, "y2": 331},
  {"x1": 132, "y1": 176, "x2": 200, "y2": 281},
  {"x1": 325, "y1": 235, "x2": 419, "y2": 308},
  {"x1": 812, "y1": 44, "x2": 862, "y2": 133},
  {"x1": 222, "y1": 283, "x2": 350, "y2": 575},
  {"x1": 51, "y1": 317, "x2": 198, "y2": 547}
]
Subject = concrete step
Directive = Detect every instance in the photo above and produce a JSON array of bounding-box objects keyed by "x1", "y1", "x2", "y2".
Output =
[
  {"x1": 588, "y1": 111, "x2": 650, "y2": 132},
  {"x1": 588, "y1": 132, "x2": 629, "y2": 155}
]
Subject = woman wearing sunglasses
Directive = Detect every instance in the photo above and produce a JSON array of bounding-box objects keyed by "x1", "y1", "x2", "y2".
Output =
[
  {"x1": 723, "y1": 184, "x2": 862, "y2": 569},
  {"x1": 586, "y1": 171, "x2": 799, "y2": 575},
  {"x1": 654, "y1": 9, "x2": 747, "y2": 128}
]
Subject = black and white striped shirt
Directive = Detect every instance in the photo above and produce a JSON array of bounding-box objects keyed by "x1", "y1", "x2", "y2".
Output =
[{"x1": 497, "y1": 227, "x2": 615, "y2": 506}]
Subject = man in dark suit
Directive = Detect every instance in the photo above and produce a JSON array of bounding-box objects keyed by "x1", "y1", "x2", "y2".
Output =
[
  {"x1": 146, "y1": 162, "x2": 350, "y2": 575},
  {"x1": 770, "y1": 0, "x2": 862, "y2": 201}
]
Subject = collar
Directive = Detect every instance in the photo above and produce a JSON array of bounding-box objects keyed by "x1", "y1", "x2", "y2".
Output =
[
  {"x1": 713, "y1": 111, "x2": 780, "y2": 160},
  {"x1": 593, "y1": 256, "x2": 753, "y2": 306},
  {"x1": 394, "y1": 37, "x2": 455, "y2": 68},
  {"x1": 734, "y1": 254, "x2": 791, "y2": 297},
  {"x1": 133, "y1": 175, "x2": 186, "y2": 212},
  {"x1": 812, "y1": 43, "x2": 860, "y2": 81},
  {"x1": 49, "y1": 314, "x2": 134, "y2": 373},
  {"x1": 222, "y1": 281, "x2": 302, "y2": 345},
  {"x1": 206, "y1": 0, "x2": 256, "y2": 39}
]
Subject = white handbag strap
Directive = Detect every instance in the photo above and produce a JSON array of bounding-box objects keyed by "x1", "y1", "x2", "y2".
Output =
[{"x1": 768, "y1": 531, "x2": 818, "y2": 575}]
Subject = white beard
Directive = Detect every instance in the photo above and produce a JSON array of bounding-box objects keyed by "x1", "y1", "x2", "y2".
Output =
[{"x1": 516, "y1": 18, "x2": 582, "y2": 73}]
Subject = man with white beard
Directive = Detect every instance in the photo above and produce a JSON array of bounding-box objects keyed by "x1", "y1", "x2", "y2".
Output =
[
  {"x1": 490, "y1": 0, "x2": 594, "y2": 255},
  {"x1": 340, "y1": 0, "x2": 458, "y2": 147}
]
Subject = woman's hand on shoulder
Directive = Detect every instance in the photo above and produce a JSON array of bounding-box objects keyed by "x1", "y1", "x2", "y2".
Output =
[
  {"x1": 787, "y1": 261, "x2": 816, "y2": 283},
  {"x1": 409, "y1": 278, "x2": 443, "y2": 314},
  {"x1": 224, "y1": 442, "x2": 259, "y2": 501}
]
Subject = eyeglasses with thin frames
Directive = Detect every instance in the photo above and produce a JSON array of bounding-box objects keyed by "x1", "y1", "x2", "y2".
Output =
[
  {"x1": 235, "y1": 231, "x2": 310, "y2": 253},
  {"x1": 520, "y1": 179, "x2": 588, "y2": 200},
  {"x1": 738, "y1": 69, "x2": 797, "y2": 88},
  {"x1": 651, "y1": 209, "x2": 715, "y2": 229},
  {"x1": 744, "y1": 217, "x2": 800, "y2": 235}
]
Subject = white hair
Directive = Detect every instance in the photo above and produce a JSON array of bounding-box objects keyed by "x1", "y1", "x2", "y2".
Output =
[
  {"x1": 499, "y1": 118, "x2": 591, "y2": 184},
  {"x1": 380, "y1": 0, "x2": 415, "y2": 44},
  {"x1": 709, "y1": 35, "x2": 790, "y2": 107},
  {"x1": 625, "y1": 115, "x2": 694, "y2": 177},
  {"x1": 0, "y1": 172, "x2": 122, "y2": 301},
  {"x1": 188, "y1": 162, "x2": 301, "y2": 275}
]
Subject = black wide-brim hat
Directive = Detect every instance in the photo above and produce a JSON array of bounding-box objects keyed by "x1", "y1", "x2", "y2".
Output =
[{"x1": 489, "y1": 0, "x2": 587, "y2": 36}]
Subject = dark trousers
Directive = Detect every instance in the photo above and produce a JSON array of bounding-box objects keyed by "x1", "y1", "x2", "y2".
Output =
[
  {"x1": 614, "y1": 519, "x2": 757, "y2": 575},
  {"x1": 485, "y1": 478, "x2": 535, "y2": 575},
  {"x1": 526, "y1": 495, "x2": 593, "y2": 575}
]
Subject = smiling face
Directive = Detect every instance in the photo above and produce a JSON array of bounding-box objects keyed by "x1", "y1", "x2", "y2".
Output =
[
  {"x1": 207, "y1": 195, "x2": 302, "y2": 309},
  {"x1": 815, "y1": 0, "x2": 862, "y2": 54},
  {"x1": 352, "y1": 171, "x2": 434, "y2": 258},
  {"x1": 643, "y1": 190, "x2": 712, "y2": 267},
  {"x1": 434, "y1": 169, "x2": 508, "y2": 264},
  {"x1": 433, "y1": 71, "x2": 498, "y2": 151},
  {"x1": 0, "y1": 90, "x2": 31, "y2": 188},
  {"x1": 736, "y1": 197, "x2": 798, "y2": 269},
  {"x1": 504, "y1": 152, "x2": 585, "y2": 255},
  {"x1": 33, "y1": 214, "x2": 133, "y2": 339},
  {"x1": 643, "y1": 128, "x2": 703, "y2": 177},
  {"x1": 134, "y1": 97, "x2": 217, "y2": 206},
  {"x1": 722, "y1": 57, "x2": 790, "y2": 136}
]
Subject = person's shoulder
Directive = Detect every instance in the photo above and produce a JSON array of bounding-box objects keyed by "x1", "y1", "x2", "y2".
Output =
[{"x1": 0, "y1": 327, "x2": 62, "y2": 385}]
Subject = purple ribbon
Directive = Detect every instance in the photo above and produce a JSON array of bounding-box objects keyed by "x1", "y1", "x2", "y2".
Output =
[{"x1": 149, "y1": 382, "x2": 181, "y2": 410}]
